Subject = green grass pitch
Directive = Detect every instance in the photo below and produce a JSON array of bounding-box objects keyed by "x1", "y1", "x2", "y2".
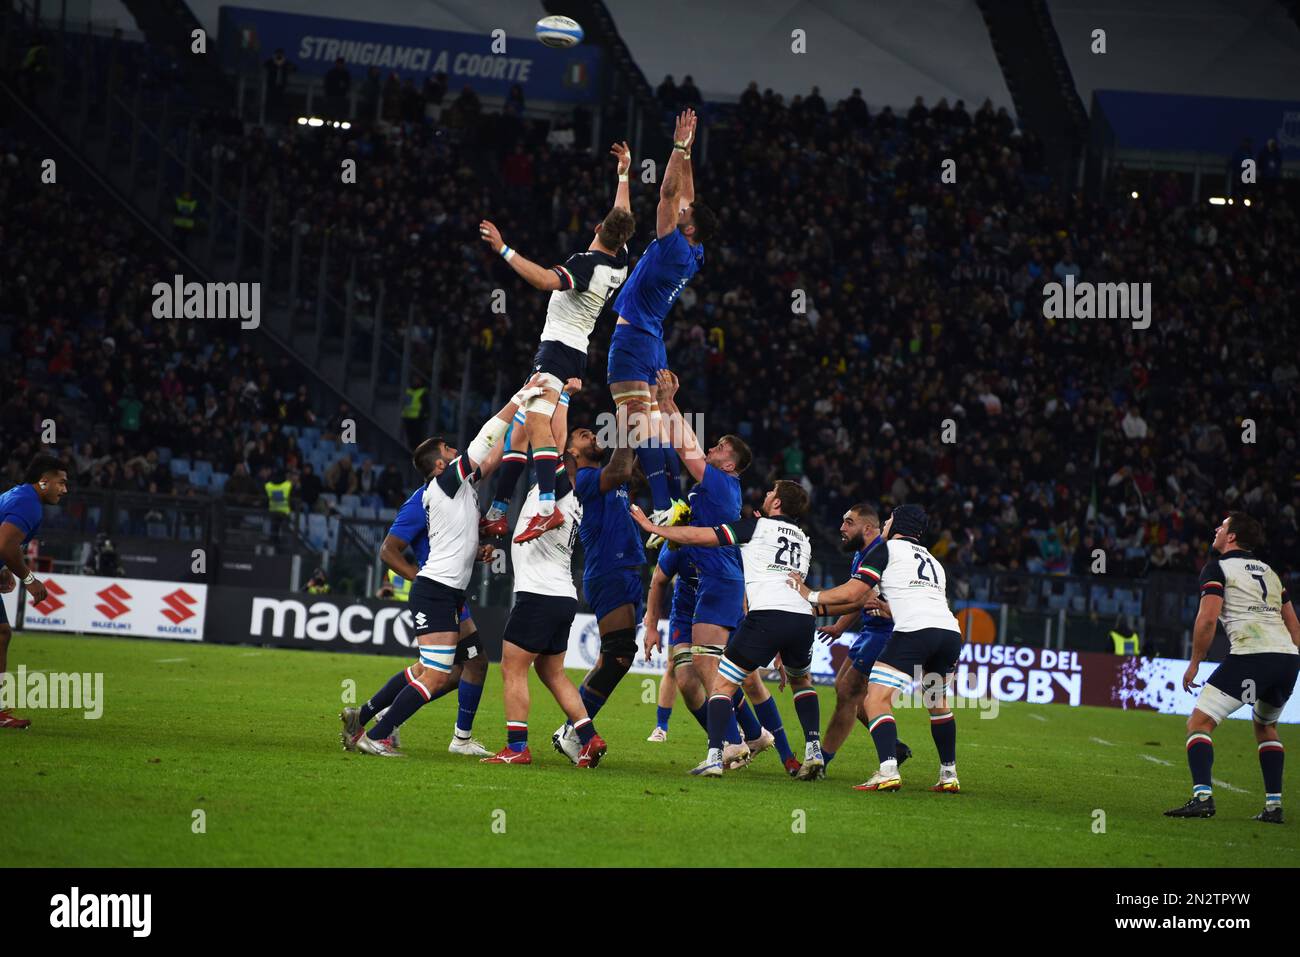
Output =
[{"x1": 3, "y1": 633, "x2": 1297, "y2": 867}]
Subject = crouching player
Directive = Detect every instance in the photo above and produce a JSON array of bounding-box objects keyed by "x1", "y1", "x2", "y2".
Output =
[
  {"x1": 790, "y1": 505, "x2": 962, "y2": 793},
  {"x1": 483, "y1": 379, "x2": 607, "y2": 767},
  {"x1": 632, "y1": 480, "x2": 825, "y2": 779}
]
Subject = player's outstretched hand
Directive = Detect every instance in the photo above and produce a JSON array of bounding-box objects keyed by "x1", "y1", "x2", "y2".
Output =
[
  {"x1": 478, "y1": 219, "x2": 504, "y2": 253},
  {"x1": 815, "y1": 623, "x2": 842, "y2": 644},
  {"x1": 628, "y1": 503, "x2": 655, "y2": 532},
  {"x1": 610, "y1": 141, "x2": 631, "y2": 175},
  {"x1": 563, "y1": 378, "x2": 583, "y2": 396},
  {"x1": 655, "y1": 368, "x2": 679, "y2": 402},
  {"x1": 674, "y1": 109, "x2": 696, "y2": 148},
  {"x1": 786, "y1": 571, "x2": 810, "y2": 600}
]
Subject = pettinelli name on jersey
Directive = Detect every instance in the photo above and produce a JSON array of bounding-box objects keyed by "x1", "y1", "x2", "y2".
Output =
[
  {"x1": 852, "y1": 537, "x2": 960, "y2": 634},
  {"x1": 418, "y1": 455, "x2": 482, "y2": 590},
  {"x1": 512, "y1": 484, "x2": 581, "y2": 600},
  {"x1": 1199, "y1": 550, "x2": 1296, "y2": 656},
  {"x1": 715, "y1": 515, "x2": 812, "y2": 615},
  {"x1": 542, "y1": 247, "x2": 629, "y2": 353}
]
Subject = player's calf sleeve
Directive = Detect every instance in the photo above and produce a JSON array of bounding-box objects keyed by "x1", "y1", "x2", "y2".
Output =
[
  {"x1": 792, "y1": 687, "x2": 820, "y2": 743},
  {"x1": 455, "y1": 679, "x2": 484, "y2": 736},
  {"x1": 690, "y1": 703, "x2": 709, "y2": 731},
  {"x1": 707, "y1": 694, "x2": 732, "y2": 751},
  {"x1": 1186, "y1": 732, "x2": 1214, "y2": 798},
  {"x1": 868, "y1": 713, "x2": 898, "y2": 765},
  {"x1": 359, "y1": 669, "x2": 410, "y2": 724},
  {"x1": 369, "y1": 681, "x2": 431, "y2": 740},
  {"x1": 533, "y1": 446, "x2": 559, "y2": 512},
  {"x1": 1258, "y1": 741, "x2": 1284, "y2": 806},
  {"x1": 733, "y1": 689, "x2": 763, "y2": 740},
  {"x1": 929, "y1": 711, "x2": 956, "y2": 765},
  {"x1": 754, "y1": 697, "x2": 795, "y2": 763}
]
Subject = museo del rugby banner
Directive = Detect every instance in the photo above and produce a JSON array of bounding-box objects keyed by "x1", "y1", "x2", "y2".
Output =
[{"x1": 21, "y1": 575, "x2": 207, "y2": 641}]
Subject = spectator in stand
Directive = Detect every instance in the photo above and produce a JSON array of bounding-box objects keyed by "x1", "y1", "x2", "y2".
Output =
[
  {"x1": 678, "y1": 74, "x2": 701, "y2": 106},
  {"x1": 263, "y1": 48, "x2": 296, "y2": 123},
  {"x1": 223, "y1": 463, "x2": 259, "y2": 506},
  {"x1": 360, "y1": 66, "x2": 381, "y2": 123},
  {"x1": 656, "y1": 74, "x2": 678, "y2": 109},
  {"x1": 323, "y1": 57, "x2": 351, "y2": 120},
  {"x1": 377, "y1": 461, "x2": 404, "y2": 508},
  {"x1": 297, "y1": 462, "x2": 323, "y2": 512},
  {"x1": 325, "y1": 456, "x2": 358, "y2": 496},
  {"x1": 422, "y1": 71, "x2": 447, "y2": 111}
]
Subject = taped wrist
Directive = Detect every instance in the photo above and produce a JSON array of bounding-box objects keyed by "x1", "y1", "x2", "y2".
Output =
[{"x1": 468, "y1": 414, "x2": 510, "y2": 464}]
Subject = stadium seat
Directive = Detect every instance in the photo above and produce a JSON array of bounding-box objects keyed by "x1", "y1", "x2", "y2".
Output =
[
  {"x1": 305, "y1": 514, "x2": 329, "y2": 551},
  {"x1": 170, "y1": 458, "x2": 191, "y2": 477},
  {"x1": 339, "y1": 494, "x2": 361, "y2": 514},
  {"x1": 318, "y1": 493, "x2": 338, "y2": 511},
  {"x1": 378, "y1": 508, "x2": 397, "y2": 522},
  {"x1": 355, "y1": 506, "x2": 378, "y2": 520},
  {"x1": 210, "y1": 472, "x2": 229, "y2": 493}
]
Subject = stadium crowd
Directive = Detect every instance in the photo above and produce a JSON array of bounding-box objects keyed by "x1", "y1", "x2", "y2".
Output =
[{"x1": 4, "y1": 40, "x2": 1296, "y2": 587}]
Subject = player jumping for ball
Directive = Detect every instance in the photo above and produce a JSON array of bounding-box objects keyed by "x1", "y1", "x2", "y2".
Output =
[
  {"x1": 477, "y1": 143, "x2": 635, "y2": 544},
  {"x1": 608, "y1": 108, "x2": 716, "y2": 540}
]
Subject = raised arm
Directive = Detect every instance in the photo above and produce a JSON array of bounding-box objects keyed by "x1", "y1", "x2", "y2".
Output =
[
  {"x1": 479, "y1": 220, "x2": 563, "y2": 291},
  {"x1": 655, "y1": 369, "x2": 706, "y2": 482},
  {"x1": 599, "y1": 399, "x2": 645, "y2": 493},
  {"x1": 629, "y1": 504, "x2": 717, "y2": 546},
  {"x1": 610, "y1": 141, "x2": 632, "y2": 212},
  {"x1": 656, "y1": 110, "x2": 694, "y2": 239},
  {"x1": 465, "y1": 374, "x2": 546, "y2": 476},
  {"x1": 788, "y1": 572, "x2": 873, "y2": 612}
]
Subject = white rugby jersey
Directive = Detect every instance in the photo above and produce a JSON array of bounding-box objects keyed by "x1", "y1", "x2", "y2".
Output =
[
  {"x1": 715, "y1": 514, "x2": 812, "y2": 614},
  {"x1": 541, "y1": 246, "x2": 629, "y2": 352},
  {"x1": 1199, "y1": 551, "x2": 1297, "y2": 656},
  {"x1": 418, "y1": 456, "x2": 482, "y2": 591},
  {"x1": 852, "y1": 537, "x2": 960, "y2": 634},
  {"x1": 512, "y1": 479, "x2": 581, "y2": 600}
]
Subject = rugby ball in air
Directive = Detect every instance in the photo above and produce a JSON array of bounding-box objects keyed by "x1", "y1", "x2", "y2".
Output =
[{"x1": 536, "y1": 15, "x2": 583, "y2": 48}]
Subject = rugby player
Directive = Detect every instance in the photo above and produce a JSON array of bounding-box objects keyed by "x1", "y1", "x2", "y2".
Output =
[
  {"x1": 348, "y1": 376, "x2": 546, "y2": 756},
  {"x1": 483, "y1": 379, "x2": 608, "y2": 767},
  {"x1": 551, "y1": 400, "x2": 650, "y2": 763},
  {"x1": 790, "y1": 505, "x2": 962, "y2": 793},
  {"x1": 815, "y1": 504, "x2": 912, "y2": 769},
  {"x1": 653, "y1": 369, "x2": 755, "y2": 768},
  {"x1": 340, "y1": 470, "x2": 501, "y2": 757},
  {"x1": 477, "y1": 142, "x2": 634, "y2": 543},
  {"x1": 1164, "y1": 513, "x2": 1299, "y2": 823},
  {"x1": 631, "y1": 480, "x2": 823, "y2": 779},
  {"x1": 608, "y1": 109, "x2": 716, "y2": 536},
  {"x1": 0, "y1": 454, "x2": 69, "y2": 729}
]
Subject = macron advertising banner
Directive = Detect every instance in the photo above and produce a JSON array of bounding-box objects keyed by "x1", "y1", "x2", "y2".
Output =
[
  {"x1": 21, "y1": 575, "x2": 207, "y2": 641},
  {"x1": 218, "y1": 6, "x2": 602, "y2": 102}
]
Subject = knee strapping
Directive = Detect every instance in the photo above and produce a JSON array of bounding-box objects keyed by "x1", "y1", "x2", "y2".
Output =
[
  {"x1": 671, "y1": 645, "x2": 694, "y2": 667},
  {"x1": 600, "y1": 627, "x2": 638, "y2": 659},
  {"x1": 693, "y1": 644, "x2": 726, "y2": 659}
]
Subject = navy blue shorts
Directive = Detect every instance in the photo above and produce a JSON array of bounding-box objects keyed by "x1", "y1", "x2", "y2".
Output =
[
  {"x1": 410, "y1": 577, "x2": 465, "y2": 638},
  {"x1": 849, "y1": 628, "x2": 891, "y2": 675},
  {"x1": 0, "y1": 595, "x2": 8, "y2": 628},
  {"x1": 874, "y1": 627, "x2": 962, "y2": 687},
  {"x1": 693, "y1": 575, "x2": 744, "y2": 631},
  {"x1": 503, "y1": 591, "x2": 578, "y2": 656},
  {"x1": 1206, "y1": 653, "x2": 1299, "y2": 716},
  {"x1": 583, "y1": 568, "x2": 644, "y2": 622},
  {"x1": 608, "y1": 323, "x2": 668, "y2": 384},
  {"x1": 722, "y1": 610, "x2": 816, "y2": 677},
  {"x1": 532, "y1": 339, "x2": 587, "y2": 384}
]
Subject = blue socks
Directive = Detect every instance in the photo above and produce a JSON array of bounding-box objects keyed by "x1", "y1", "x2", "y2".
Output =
[
  {"x1": 868, "y1": 713, "x2": 897, "y2": 764},
  {"x1": 792, "y1": 687, "x2": 820, "y2": 744},
  {"x1": 753, "y1": 696, "x2": 795, "y2": 763},
  {"x1": 580, "y1": 685, "x2": 608, "y2": 721},
  {"x1": 359, "y1": 669, "x2": 409, "y2": 725},
  {"x1": 636, "y1": 444, "x2": 672, "y2": 512},
  {"x1": 369, "y1": 681, "x2": 430, "y2": 740},
  {"x1": 656, "y1": 705, "x2": 672, "y2": 731},
  {"x1": 690, "y1": 703, "x2": 709, "y2": 731},
  {"x1": 706, "y1": 694, "x2": 732, "y2": 751},
  {"x1": 929, "y1": 710, "x2": 956, "y2": 764},
  {"x1": 733, "y1": 689, "x2": 763, "y2": 740},
  {"x1": 1187, "y1": 732, "x2": 1214, "y2": 799},
  {"x1": 456, "y1": 679, "x2": 483, "y2": 736},
  {"x1": 506, "y1": 720, "x2": 527, "y2": 752}
]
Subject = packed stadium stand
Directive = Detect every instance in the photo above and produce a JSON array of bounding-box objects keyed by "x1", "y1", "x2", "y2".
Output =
[{"x1": 1, "y1": 0, "x2": 1296, "y2": 654}]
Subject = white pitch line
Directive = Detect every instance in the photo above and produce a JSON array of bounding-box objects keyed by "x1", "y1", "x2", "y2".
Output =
[
  {"x1": 1028, "y1": 714, "x2": 1048, "y2": 722},
  {"x1": 1090, "y1": 737, "x2": 1115, "y2": 746},
  {"x1": 1212, "y1": 778, "x2": 1249, "y2": 794},
  {"x1": 239, "y1": 652, "x2": 263, "y2": 658},
  {"x1": 1140, "y1": 754, "x2": 1173, "y2": 766},
  {"x1": 156, "y1": 657, "x2": 187, "y2": 663}
]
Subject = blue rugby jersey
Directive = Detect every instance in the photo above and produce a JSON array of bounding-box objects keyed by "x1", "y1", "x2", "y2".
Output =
[
  {"x1": 853, "y1": 534, "x2": 894, "y2": 639},
  {"x1": 612, "y1": 229, "x2": 702, "y2": 340},
  {"x1": 0, "y1": 484, "x2": 43, "y2": 546},
  {"x1": 657, "y1": 543, "x2": 699, "y2": 634},
  {"x1": 575, "y1": 466, "x2": 644, "y2": 581},
  {"x1": 684, "y1": 464, "x2": 742, "y2": 580},
  {"x1": 389, "y1": 486, "x2": 430, "y2": 566}
]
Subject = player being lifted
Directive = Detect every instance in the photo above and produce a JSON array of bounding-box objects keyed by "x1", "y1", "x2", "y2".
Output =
[
  {"x1": 652, "y1": 370, "x2": 761, "y2": 769},
  {"x1": 1164, "y1": 513, "x2": 1299, "y2": 823},
  {"x1": 340, "y1": 475, "x2": 498, "y2": 757},
  {"x1": 608, "y1": 109, "x2": 716, "y2": 538},
  {"x1": 346, "y1": 376, "x2": 546, "y2": 757},
  {"x1": 551, "y1": 398, "x2": 651, "y2": 763},
  {"x1": 632, "y1": 481, "x2": 824, "y2": 779},
  {"x1": 790, "y1": 505, "x2": 963, "y2": 793},
  {"x1": 815, "y1": 504, "x2": 912, "y2": 769},
  {"x1": 482, "y1": 379, "x2": 608, "y2": 767},
  {"x1": 0, "y1": 454, "x2": 69, "y2": 730},
  {"x1": 477, "y1": 142, "x2": 635, "y2": 544}
]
